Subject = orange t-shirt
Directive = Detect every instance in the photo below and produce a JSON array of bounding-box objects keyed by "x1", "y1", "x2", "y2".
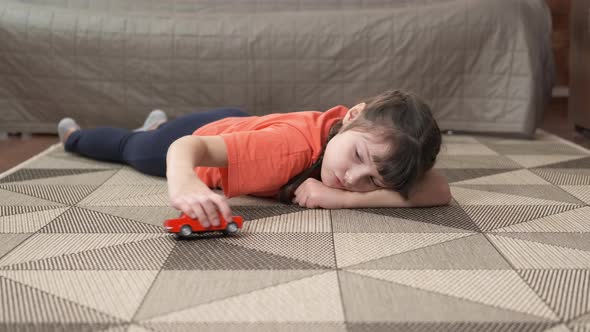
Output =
[{"x1": 192, "y1": 105, "x2": 348, "y2": 198}]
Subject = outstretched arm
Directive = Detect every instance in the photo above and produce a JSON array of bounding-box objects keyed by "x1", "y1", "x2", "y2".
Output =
[
  {"x1": 166, "y1": 135, "x2": 233, "y2": 226},
  {"x1": 343, "y1": 169, "x2": 452, "y2": 208},
  {"x1": 292, "y1": 169, "x2": 451, "y2": 209}
]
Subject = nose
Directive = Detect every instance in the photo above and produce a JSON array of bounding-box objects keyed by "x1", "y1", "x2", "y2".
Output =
[{"x1": 344, "y1": 166, "x2": 370, "y2": 186}]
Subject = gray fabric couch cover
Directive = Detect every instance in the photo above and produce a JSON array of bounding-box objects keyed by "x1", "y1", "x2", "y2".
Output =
[{"x1": 0, "y1": 0, "x2": 554, "y2": 137}]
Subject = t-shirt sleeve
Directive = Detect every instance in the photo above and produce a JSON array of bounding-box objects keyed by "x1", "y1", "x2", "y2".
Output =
[{"x1": 218, "y1": 124, "x2": 312, "y2": 198}]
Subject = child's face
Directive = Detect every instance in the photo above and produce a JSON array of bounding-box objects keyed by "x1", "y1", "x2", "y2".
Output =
[{"x1": 321, "y1": 105, "x2": 389, "y2": 192}]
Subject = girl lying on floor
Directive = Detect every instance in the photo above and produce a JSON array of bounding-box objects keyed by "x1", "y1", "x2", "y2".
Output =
[{"x1": 58, "y1": 89, "x2": 451, "y2": 227}]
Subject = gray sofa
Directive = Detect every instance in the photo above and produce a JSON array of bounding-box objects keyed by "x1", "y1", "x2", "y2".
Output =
[{"x1": 0, "y1": 0, "x2": 554, "y2": 137}]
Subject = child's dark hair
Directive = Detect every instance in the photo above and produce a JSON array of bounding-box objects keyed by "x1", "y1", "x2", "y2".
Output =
[{"x1": 278, "y1": 89, "x2": 442, "y2": 204}]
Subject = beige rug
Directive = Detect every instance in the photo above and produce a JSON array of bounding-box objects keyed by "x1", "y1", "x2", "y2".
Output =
[{"x1": 1, "y1": 130, "x2": 590, "y2": 332}]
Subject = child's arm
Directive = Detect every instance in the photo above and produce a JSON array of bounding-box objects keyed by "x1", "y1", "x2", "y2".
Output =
[
  {"x1": 292, "y1": 169, "x2": 451, "y2": 209},
  {"x1": 343, "y1": 169, "x2": 452, "y2": 208},
  {"x1": 166, "y1": 135, "x2": 232, "y2": 227}
]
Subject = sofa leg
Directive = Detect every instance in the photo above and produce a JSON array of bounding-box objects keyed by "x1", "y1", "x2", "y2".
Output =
[{"x1": 0, "y1": 132, "x2": 33, "y2": 140}]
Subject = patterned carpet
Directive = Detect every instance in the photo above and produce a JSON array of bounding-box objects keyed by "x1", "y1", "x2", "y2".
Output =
[{"x1": 1, "y1": 130, "x2": 590, "y2": 332}]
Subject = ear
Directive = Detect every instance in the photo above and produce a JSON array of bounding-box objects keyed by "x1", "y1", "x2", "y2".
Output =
[{"x1": 342, "y1": 103, "x2": 366, "y2": 125}]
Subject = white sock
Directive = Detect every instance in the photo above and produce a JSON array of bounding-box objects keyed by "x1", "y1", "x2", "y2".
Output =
[
  {"x1": 57, "y1": 118, "x2": 80, "y2": 142},
  {"x1": 134, "y1": 109, "x2": 168, "y2": 132}
]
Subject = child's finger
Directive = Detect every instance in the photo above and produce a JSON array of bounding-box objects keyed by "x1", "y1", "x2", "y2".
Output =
[
  {"x1": 211, "y1": 195, "x2": 232, "y2": 222},
  {"x1": 175, "y1": 201, "x2": 198, "y2": 220},
  {"x1": 201, "y1": 201, "x2": 220, "y2": 227},
  {"x1": 193, "y1": 210, "x2": 210, "y2": 228},
  {"x1": 189, "y1": 205, "x2": 209, "y2": 227}
]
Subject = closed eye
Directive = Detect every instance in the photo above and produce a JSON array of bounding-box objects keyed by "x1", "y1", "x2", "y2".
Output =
[
  {"x1": 355, "y1": 149, "x2": 362, "y2": 161},
  {"x1": 370, "y1": 177, "x2": 378, "y2": 186},
  {"x1": 357, "y1": 148, "x2": 379, "y2": 187}
]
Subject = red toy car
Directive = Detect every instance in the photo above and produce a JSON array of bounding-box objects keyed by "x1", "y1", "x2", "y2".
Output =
[{"x1": 163, "y1": 213, "x2": 244, "y2": 238}]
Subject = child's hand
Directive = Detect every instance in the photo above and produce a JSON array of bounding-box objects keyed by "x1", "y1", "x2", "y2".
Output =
[
  {"x1": 168, "y1": 174, "x2": 232, "y2": 228},
  {"x1": 292, "y1": 178, "x2": 346, "y2": 209}
]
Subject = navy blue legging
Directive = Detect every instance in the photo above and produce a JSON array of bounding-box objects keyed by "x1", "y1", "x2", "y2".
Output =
[{"x1": 64, "y1": 108, "x2": 249, "y2": 177}]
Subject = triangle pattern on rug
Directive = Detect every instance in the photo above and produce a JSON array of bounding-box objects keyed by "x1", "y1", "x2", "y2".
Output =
[
  {"x1": 560, "y1": 185, "x2": 590, "y2": 204},
  {"x1": 103, "y1": 167, "x2": 167, "y2": 186},
  {"x1": 495, "y1": 206, "x2": 590, "y2": 232},
  {"x1": 142, "y1": 322, "x2": 348, "y2": 332},
  {"x1": 0, "y1": 275, "x2": 121, "y2": 323},
  {"x1": 134, "y1": 270, "x2": 324, "y2": 321},
  {"x1": 435, "y1": 155, "x2": 523, "y2": 169},
  {"x1": 541, "y1": 156, "x2": 590, "y2": 169},
  {"x1": 0, "y1": 184, "x2": 99, "y2": 205},
  {"x1": 218, "y1": 233, "x2": 335, "y2": 267},
  {"x1": 454, "y1": 185, "x2": 584, "y2": 204},
  {"x1": 79, "y1": 185, "x2": 169, "y2": 207},
  {"x1": 82, "y1": 206, "x2": 179, "y2": 228},
  {"x1": 545, "y1": 324, "x2": 574, "y2": 332},
  {"x1": 571, "y1": 311, "x2": 590, "y2": 324},
  {"x1": 0, "y1": 270, "x2": 159, "y2": 320},
  {"x1": 0, "y1": 323, "x2": 120, "y2": 332},
  {"x1": 126, "y1": 324, "x2": 153, "y2": 332},
  {"x1": 488, "y1": 234, "x2": 590, "y2": 269},
  {"x1": 519, "y1": 269, "x2": 590, "y2": 321},
  {"x1": 333, "y1": 233, "x2": 472, "y2": 268},
  {"x1": 484, "y1": 142, "x2": 588, "y2": 155},
  {"x1": 496, "y1": 233, "x2": 590, "y2": 252},
  {"x1": 569, "y1": 322, "x2": 590, "y2": 332},
  {"x1": 357, "y1": 206, "x2": 479, "y2": 232},
  {"x1": 349, "y1": 269, "x2": 557, "y2": 320},
  {"x1": 226, "y1": 198, "x2": 283, "y2": 208},
  {"x1": 0, "y1": 205, "x2": 67, "y2": 217},
  {"x1": 453, "y1": 169, "x2": 551, "y2": 185},
  {"x1": 462, "y1": 205, "x2": 581, "y2": 231},
  {"x1": 347, "y1": 234, "x2": 512, "y2": 270},
  {"x1": 337, "y1": 270, "x2": 554, "y2": 322},
  {"x1": 0, "y1": 168, "x2": 110, "y2": 184},
  {"x1": 505, "y1": 154, "x2": 589, "y2": 168},
  {"x1": 0, "y1": 233, "x2": 167, "y2": 267},
  {"x1": 438, "y1": 168, "x2": 517, "y2": 184},
  {"x1": 0, "y1": 188, "x2": 68, "y2": 206},
  {"x1": 30, "y1": 153, "x2": 120, "y2": 169},
  {"x1": 0, "y1": 234, "x2": 30, "y2": 259},
  {"x1": 163, "y1": 238, "x2": 324, "y2": 270},
  {"x1": 440, "y1": 143, "x2": 499, "y2": 155},
  {"x1": 1, "y1": 235, "x2": 175, "y2": 271},
  {"x1": 107, "y1": 194, "x2": 170, "y2": 207},
  {"x1": 345, "y1": 322, "x2": 555, "y2": 332},
  {"x1": 240, "y1": 210, "x2": 332, "y2": 233},
  {"x1": 330, "y1": 209, "x2": 470, "y2": 233},
  {"x1": 6, "y1": 170, "x2": 117, "y2": 186},
  {"x1": 451, "y1": 187, "x2": 577, "y2": 206},
  {"x1": 0, "y1": 207, "x2": 69, "y2": 233},
  {"x1": 230, "y1": 205, "x2": 307, "y2": 221},
  {"x1": 39, "y1": 207, "x2": 163, "y2": 233},
  {"x1": 146, "y1": 271, "x2": 344, "y2": 323},
  {"x1": 530, "y1": 168, "x2": 590, "y2": 186}
]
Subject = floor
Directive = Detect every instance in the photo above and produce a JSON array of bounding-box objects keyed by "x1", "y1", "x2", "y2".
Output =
[
  {"x1": 2, "y1": 111, "x2": 590, "y2": 329},
  {"x1": 0, "y1": 98, "x2": 588, "y2": 174}
]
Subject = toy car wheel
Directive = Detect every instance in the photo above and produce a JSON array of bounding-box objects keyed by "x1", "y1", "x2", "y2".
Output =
[
  {"x1": 179, "y1": 225, "x2": 192, "y2": 237},
  {"x1": 224, "y1": 222, "x2": 239, "y2": 234}
]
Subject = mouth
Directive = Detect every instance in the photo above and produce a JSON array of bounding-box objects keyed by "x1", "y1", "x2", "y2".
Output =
[{"x1": 333, "y1": 173, "x2": 345, "y2": 189}]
